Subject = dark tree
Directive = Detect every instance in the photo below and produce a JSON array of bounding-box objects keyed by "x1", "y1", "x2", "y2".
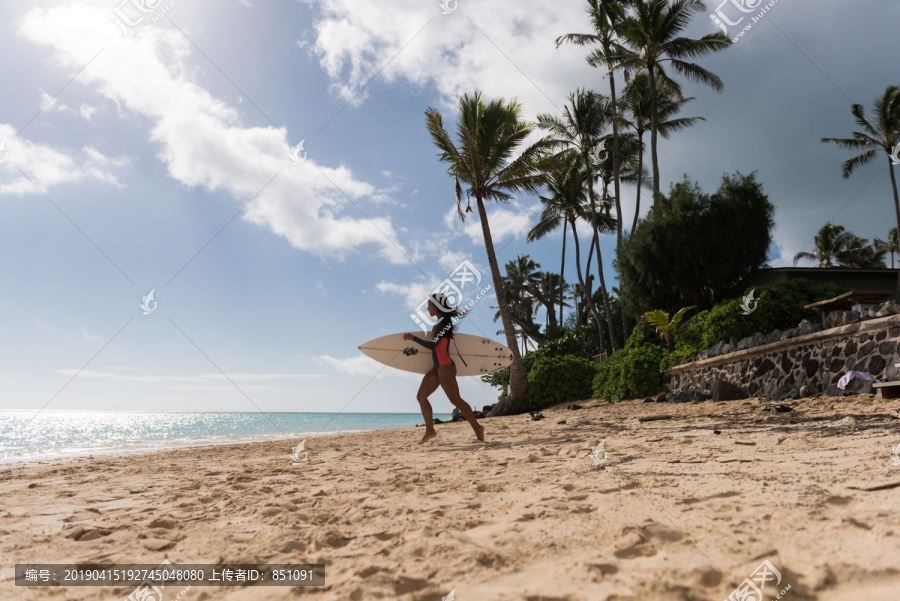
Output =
[{"x1": 616, "y1": 172, "x2": 774, "y2": 316}]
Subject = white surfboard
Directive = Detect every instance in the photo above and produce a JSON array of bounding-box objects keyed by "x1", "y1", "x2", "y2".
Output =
[{"x1": 358, "y1": 332, "x2": 513, "y2": 376}]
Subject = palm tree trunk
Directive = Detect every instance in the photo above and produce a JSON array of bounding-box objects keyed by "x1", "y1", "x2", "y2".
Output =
[
  {"x1": 889, "y1": 160, "x2": 900, "y2": 294},
  {"x1": 648, "y1": 64, "x2": 660, "y2": 201},
  {"x1": 560, "y1": 220, "x2": 567, "y2": 328},
  {"x1": 631, "y1": 130, "x2": 645, "y2": 234},
  {"x1": 571, "y1": 218, "x2": 607, "y2": 356},
  {"x1": 591, "y1": 223, "x2": 618, "y2": 352},
  {"x1": 582, "y1": 151, "x2": 619, "y2": 351},
  {"x1": 609, "y1": 69, "x2": 623, "y2": 250},
  {"x1": 473, "y1": 196, "x2": 529, "y2": 412}
]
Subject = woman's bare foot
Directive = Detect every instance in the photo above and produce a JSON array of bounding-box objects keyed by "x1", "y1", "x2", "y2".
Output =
[
  {"x1": 473, "y1": 423, "x2": 485, "y2": 442},
  {"x1": 419, "y1": 430, "x2": 437, "y2": 444}
]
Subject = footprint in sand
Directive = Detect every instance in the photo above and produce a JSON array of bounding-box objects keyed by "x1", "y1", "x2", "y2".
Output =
[{"x1": 613, "y1": 523, "x2": 683, "y2": 559}]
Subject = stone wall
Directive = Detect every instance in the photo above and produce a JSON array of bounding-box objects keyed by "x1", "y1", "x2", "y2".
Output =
[{"x1": 663, "y1": 313, "x2": 900, "y2": 400}]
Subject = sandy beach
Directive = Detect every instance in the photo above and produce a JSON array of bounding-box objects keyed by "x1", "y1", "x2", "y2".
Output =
[{"x1": 3, "y1": 394, "x2": 900, "y2": 601}]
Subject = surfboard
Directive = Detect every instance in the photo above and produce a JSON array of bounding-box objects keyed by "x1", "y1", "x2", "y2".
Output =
[{"x1": 358, "y1": 332, "x2": 514, "y2": 376}]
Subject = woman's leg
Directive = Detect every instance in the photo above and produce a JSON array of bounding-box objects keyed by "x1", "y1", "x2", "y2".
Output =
[
  {"x1": 437, "y1": 364, "x2": 485, "y2": 441},
  {"x1": 416, "y1": 369, "x2": 441, "y2": 443}
]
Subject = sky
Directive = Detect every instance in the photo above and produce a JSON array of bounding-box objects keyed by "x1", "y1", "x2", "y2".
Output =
[{"x1": 0, "y1": 0, "x2": 898, "y2": 414}]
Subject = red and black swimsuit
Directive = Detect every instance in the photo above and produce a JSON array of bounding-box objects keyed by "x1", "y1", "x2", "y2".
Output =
[{"x1": 412, "y1": 316, "x2": 454, "y2": 372}]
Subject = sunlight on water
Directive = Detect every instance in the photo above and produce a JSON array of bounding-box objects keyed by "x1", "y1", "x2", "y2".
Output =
[{"x1": 0, "y1": 411, "x2": 445, "y2": 461}]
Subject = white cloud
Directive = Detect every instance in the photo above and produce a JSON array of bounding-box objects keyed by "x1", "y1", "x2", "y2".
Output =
[
  {"x1": 38, "y1": 90, "x2": 97, "y2": 120},
  {"x1": 18, "y1": 4, "x2": 407, "y2": 262},
  {"x1": 302, "y1": 0, "x2": 597, "y2": 116},
  {"x1": 319, "y1": 354, "x2": 417, "y2": 380},
  {"x1": 0, "y1": 124, "x2": 126, "y2": 195},
  {"x1": 457, "y1": 201, "x2": 538, "y2": 246}
]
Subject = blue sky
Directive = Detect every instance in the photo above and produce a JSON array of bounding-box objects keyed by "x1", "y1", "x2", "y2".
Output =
[{"x1": 1, "y1": 0, "x2": 898, "y2": 414}]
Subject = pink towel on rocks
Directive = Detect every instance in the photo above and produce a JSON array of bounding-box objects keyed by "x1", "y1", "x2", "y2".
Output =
[{"x1": 836, "y1": 370, "x2": 881, "y2": 390}]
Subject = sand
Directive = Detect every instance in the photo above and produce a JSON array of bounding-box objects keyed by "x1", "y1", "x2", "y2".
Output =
[{"x1": 2, "y1": 394, "x2": 900, "y2": 601}]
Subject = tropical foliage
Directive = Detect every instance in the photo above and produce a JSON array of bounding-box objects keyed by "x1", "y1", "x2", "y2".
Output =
[
  {"x1": 617, "y1": 172, "x2": 775, "y2": 316},
  {"x1": 792, "y1": 221, "x2": 887, "y2": 268}
]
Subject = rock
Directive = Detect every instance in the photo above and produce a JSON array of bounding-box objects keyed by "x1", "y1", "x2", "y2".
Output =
[
  {"x1": 824, "y1": 383, "x2": 846, "y2": 398},
  {"x1": 781, "y1": 329, "x2": 797, "y2": 340},
  {"x1": 761, "y1": 403, "x2": 794, "y2": 413},
  {"x1": 737, "y1": 336, "x2": 755, "y2": 351},
  {"x1": 796, "y1": 320, "x2": 822, "y2": 336},
  {"x1": 720, "y1": 341, "x2": 736, "y2": 355},
  {"x1": 643, "y1": 397, "x2": 655, "y2": 403},
  {"x1": 858, "y1": 341, "x2": 875, "y2": 356},
  {"x1": 481, "y1": 404, "x2": 494, "y2": 413},
  {"x1": 844, "y1": 378, "x2": 874, "y2": 395},
  {"x1": 756, "y1": 358, "x2": 776, "y2": 377},
  {"x1": 842, "y1": 311, "x2": 860, "y2": 325},
  {"x1": 557, "y1": 419, "x2": 566, "y2": 424},
  {"x1": 764, "y1": 330, "x2": 783, "y2": 345},
  {"x1": 799, "y1": 384, "x2": 812, "y2": 398},
  {"x1": 711, "y1": 380, "x2": 748, "y2": 402},
  {"x1": 654, "y1": 392, "x2": 667, "y2": 403},
  {"x1": 667, "y1": 390, "x2": 710, "y2": 403},
  {"x1": 886, "y1": 362, "x2": 900, "y2": 381},
  {"x1": 766, "y1": 384, "x2": 799, "y2": 402},
  {"x1": 866, "y1": 355, "x2": 886, "y2": 377},
  {"x1": 530, "y1": 412, "x2": 545, "y2": 421},
  {"x1": 141, "y1": 538, "x2": 174, "y2": 551},
  {"x1": 567, "y1": 404, "x2": 583, "y2": 410},
  {"x1": 433, "y1": 418, "x2": 445, "y2": 424}
]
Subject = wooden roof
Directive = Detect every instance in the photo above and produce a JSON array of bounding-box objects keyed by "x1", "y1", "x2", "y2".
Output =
[{"x1": 804, "y1": 290, "x2": 893, "y2": 311}]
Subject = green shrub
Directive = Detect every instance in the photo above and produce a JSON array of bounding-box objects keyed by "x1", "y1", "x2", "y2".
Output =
[
  {"x1": 480, "y1": 332, "x2": 596, "y2": 399},
  {"x1": 592, "y1": 343, "x2": 665, "y2": 401},
  {"x1": 673, "y1": 278, "x2": 846, "y2": 357},
  {"x1": 526, "y1": 355, "x2": 599, "y2": 409}
]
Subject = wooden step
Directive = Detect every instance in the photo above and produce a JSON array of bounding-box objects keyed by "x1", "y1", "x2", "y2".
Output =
[{"x1": 873, "y1": 381, "x2": 900, "y2": 399}]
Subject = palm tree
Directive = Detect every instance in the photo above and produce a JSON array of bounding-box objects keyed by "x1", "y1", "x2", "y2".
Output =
[
  {"x1": 538, "y1": 90, "x2": 620, "y2": 350},
  {"x1": 557, "y1": 0, "x2": 627, "y2": 249},
  {"x1": 497, "y1": 259, "x2": 542, "y2": 350},
  {"x1": 642, "y1": 306, "x2": 694, "y2": 353},
  {"x1": 838, "y1": 236, "x2": 887, "y2": 269},
  {"x1": 875, "y1": 228, "x2": 900, "y2": 269},
  {"x1": 528, "y1": 158, "x2": 579, "y2": 330},
  {"x1": 532, "y1": 271, "x2": 568, "y2": 334},
  {"x1": 822, "y1": 86, "x2": 900, "y2": 285},
  {"x1": 792, "y1": 221, "x2": 856, "y2": 267},
  {"x1": 425, "y1": 91, "x2": 550, "y2": 413},
  {"x1": 607, "y1": 0, "x2": 730, "y2": 200},
  {"x1": 620, "y1": 71, "x2": 705, "y2": 233}
]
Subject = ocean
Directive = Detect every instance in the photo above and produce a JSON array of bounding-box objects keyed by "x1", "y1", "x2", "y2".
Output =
[{"x1": 0, "y1": 411, "x2": 450, "y2": 462}]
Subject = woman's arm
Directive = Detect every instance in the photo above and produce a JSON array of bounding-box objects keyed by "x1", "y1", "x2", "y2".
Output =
[{"x1": 403, "y1": 331, "x2": 436, "y2": 349}]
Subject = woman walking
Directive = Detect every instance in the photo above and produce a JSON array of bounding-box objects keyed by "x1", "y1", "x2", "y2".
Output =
[{"x1": 403, "y1": 293, "x2": 485, "y2": 443}]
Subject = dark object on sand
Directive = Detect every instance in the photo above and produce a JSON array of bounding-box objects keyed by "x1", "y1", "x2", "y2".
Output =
[
  {"x1": 713, "y1": 430, "x2": 722, "y2": 435},
  {"x1": 638, "y1": 415, "x2": 674, "y2": 423},
  {"x1": 530, "y1": 412, "x2": 545, "y2": 421},
  {"x1": 643, "y1": 397, "x2": 655, "y2": 403},
  {"x1": 799, "y1": 384, "x2": 812, "y2": 398},
  {"x1": 433, "y1": 418, "x2": 445, "y2": 424},
  {"x1": 557, "y1": 419, "x2": 567, "y2": 425},
  {"x1": 761, "y1": 403, "x2": 794, "y2": 413},
  {"x1": 567, "y1": 404, "x2": 583, "y2": 410}
]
